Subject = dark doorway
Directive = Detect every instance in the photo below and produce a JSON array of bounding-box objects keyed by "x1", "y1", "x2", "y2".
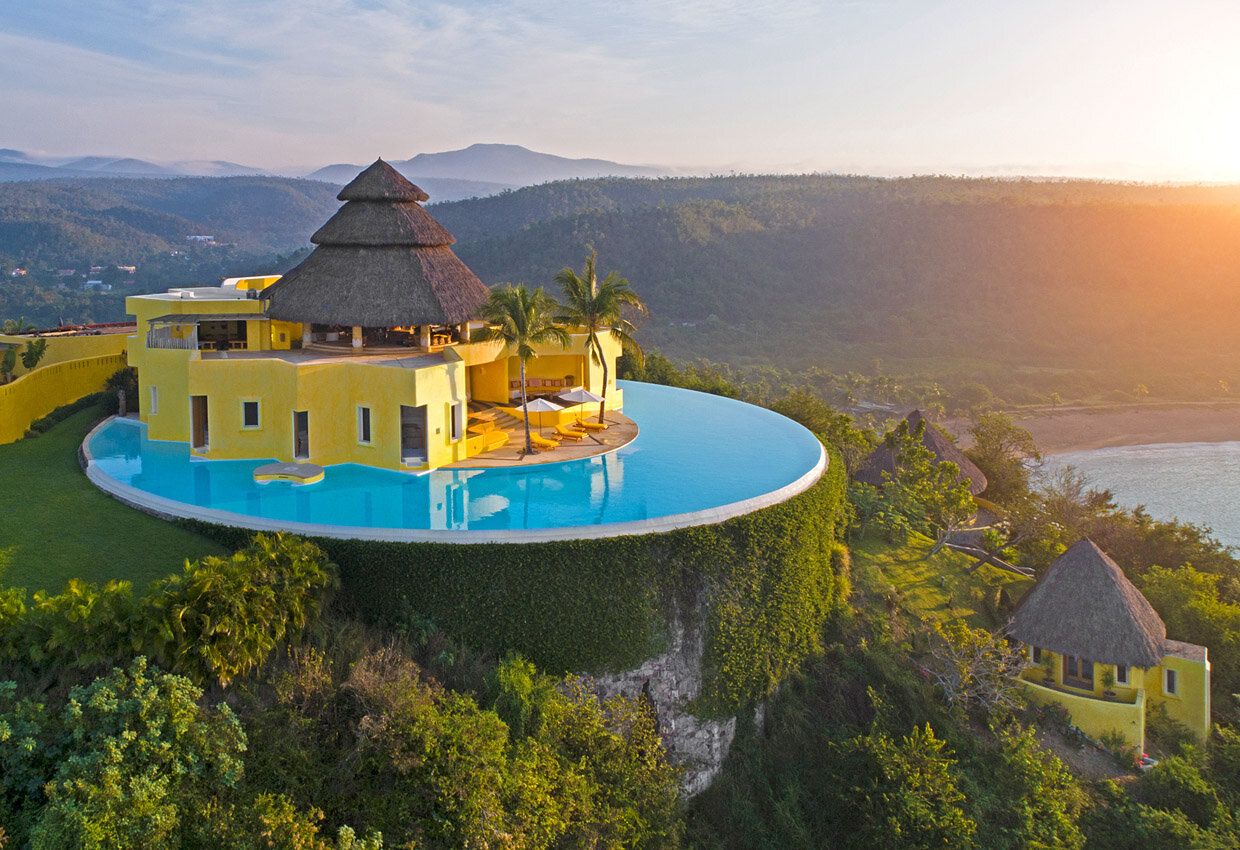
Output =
[
  {"x1": 293, "y1": 410, "x2": 310, "y2": 460},
  {"x1": 400, "y1": 405, "x2": 428, "y2": 465},
  {"x1": 191, "y1": 395, "x2": 209, "y2": 450}
]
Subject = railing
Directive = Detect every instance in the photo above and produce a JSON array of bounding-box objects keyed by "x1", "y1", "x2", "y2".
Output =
[{"x1": 147, "y1": 326, "x2": 199, "y2": 350}]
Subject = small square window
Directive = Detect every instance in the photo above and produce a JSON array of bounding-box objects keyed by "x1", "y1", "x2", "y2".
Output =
[
  {"x1": 358, "y1": 406, "x2": 372, "y2": 444},
  {"x1": 1164, "y1": 668, "x2": 1178, "y2": 696},
  {"x1": 242, "y1": 401, "x2": 260, "y2": 429}
]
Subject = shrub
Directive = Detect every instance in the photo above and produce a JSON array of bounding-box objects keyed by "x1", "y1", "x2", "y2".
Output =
[
  {"x1": 4, "y1": 658, "x2": 246, "y2": 850},
  {"x1": 1138, "y1": 752, "x2": 1223, "y2": 828},
  {"x1": 1207, "y1": 723, "x2": 1240, "y2": 801},
  {"x1": 148, "y1": 533, "x2": 336, "y2": 686},
  {"x1": 1099, "y1": 729, "x2": 1139, "y2": 769},
  {"x1": 1083, "y1": 780, "x2": 1226, "y2": 850}
]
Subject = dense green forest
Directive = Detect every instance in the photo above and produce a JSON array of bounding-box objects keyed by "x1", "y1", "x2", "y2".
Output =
[
  {"x1": 4, "y1": 173, "x2": 1240, "y2": 402},
  {"x1": 433, "y1": 175, "x2": 1240, "y2": 401}
]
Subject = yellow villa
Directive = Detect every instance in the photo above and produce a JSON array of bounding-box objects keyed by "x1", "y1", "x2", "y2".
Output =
[
  {"x1": 125, "y1": 159, "x2": 624, "y2": 472},
  {"x1": 1009, "y1": 539, "x2": 1211, "y2": 751}
]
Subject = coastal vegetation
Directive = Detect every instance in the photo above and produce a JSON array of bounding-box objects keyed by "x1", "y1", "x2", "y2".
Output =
[{"x1": 1, "y1": 349, "x2": 1239, "y2": 846}]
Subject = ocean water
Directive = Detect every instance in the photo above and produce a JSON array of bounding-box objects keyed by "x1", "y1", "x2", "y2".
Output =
[
  {"x1": 1042, "y1": 442, "x2": 1240, "y2": 547},
  {"x1": 86, "y1": 380, "x2": 824, "y2": 533}
]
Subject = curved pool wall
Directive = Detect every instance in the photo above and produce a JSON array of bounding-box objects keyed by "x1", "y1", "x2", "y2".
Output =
[{"x1": 82, "y1": 381, "x2": 826, "y2": 543}]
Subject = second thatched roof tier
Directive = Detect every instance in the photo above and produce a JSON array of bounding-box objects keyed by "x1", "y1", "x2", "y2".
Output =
[
  {"x1": 854, "y1": 410, "x2": 988, "y2": 495},
  {"x1": 1008, "y1": 539, "x2": 1168, "y2": 668},
  {"x1": 263, "y1": 159, "x2": 489, "y2": 326}
]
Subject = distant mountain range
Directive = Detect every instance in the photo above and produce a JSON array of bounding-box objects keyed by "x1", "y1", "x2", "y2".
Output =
[
  {"x1": 0, "y1": 143, "x2": 673, "y2": 201},
  {"x1": 307, "y1": 143, "x2": 666, "y2": 189},
  {"x1": 0, "y1": 149, "x2": 268, "y2": 181}
]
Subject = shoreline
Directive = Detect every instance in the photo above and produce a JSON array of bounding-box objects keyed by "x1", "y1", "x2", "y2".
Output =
[{"x1": 947, "y1": 401, "x2": 1240, "y2": 455}]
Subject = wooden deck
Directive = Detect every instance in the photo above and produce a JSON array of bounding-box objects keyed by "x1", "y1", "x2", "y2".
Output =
[{"x1": 444, "y1": 410, "x2": 638, "y2": 469}]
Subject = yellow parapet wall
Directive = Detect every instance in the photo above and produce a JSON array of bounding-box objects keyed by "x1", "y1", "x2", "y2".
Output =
[
  {"x1": 1019, "y1": 676, "x2": 1147, "y2": 749},
  {"x1": 0, "y1": 332, "x2": 129, "y2": 379},
  {"x1": 0, "y1": 353, "x2": 126, "y2": 444}
]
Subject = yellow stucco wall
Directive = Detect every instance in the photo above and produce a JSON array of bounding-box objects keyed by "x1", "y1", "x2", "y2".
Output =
[
  {"x1": 0, "y1": 332, "x2": 129, "y2": 379},
  {"x1": 1146, "y1": 652, "x2": 1212, "y2": 742},
  {"x1": 139, "y1": 354, "x2": 471, "y2": 471},
  {"x1": 0, "y1": 353, "x2": 127, "y2": 444},
  {"x1": 125, "y1": 296, "x2": 624, "y2": 471},
  {"x1": 1019, "y1": 676, "x2": 1147, "y2": 749},
  {"x1": 1019, "y1": 645, "x2": 1211, "y2": 748}
]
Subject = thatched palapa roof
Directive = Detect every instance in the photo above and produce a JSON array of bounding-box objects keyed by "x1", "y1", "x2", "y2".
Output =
[
  {"x1": 1008, "y1": 539, "x2": 1167, "y2": 668},
  {"x1": 854, "y1": 410, "x2": 988, "y2": 495},
  {"x1": 263, "y1": 159, "x2": 489, "y2": 327}
]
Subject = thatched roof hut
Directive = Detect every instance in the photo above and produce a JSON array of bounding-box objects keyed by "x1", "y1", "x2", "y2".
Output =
[
  {"x1": 263, "y1": 159, "x2": 490, "y2": 327},
  {"x1": 1008, "y1": 539, "x2": 1167, "y2": 668},
  {"x1": 854, "y1": 410, "x2": 988, "y2": 495}
]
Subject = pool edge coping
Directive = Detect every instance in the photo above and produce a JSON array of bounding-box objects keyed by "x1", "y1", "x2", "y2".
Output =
[{"x1": 81, "y1": 414, "x2": 827, "y2": 545}]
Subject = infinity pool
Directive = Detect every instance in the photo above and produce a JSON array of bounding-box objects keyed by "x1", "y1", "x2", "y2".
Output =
[{"x1": 84, "y1": 381, "x2": 825, "y2": 542}]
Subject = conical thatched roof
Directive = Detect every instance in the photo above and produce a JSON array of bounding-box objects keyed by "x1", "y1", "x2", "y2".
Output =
[
  {"x1": 1008, "y1": 539, "x2": 1167, "y2": 668},
  {"x1": 854, "y1": 410, "x2": 988, "y2": 495},
  {"x1": 263, "y1": 159, "x2": 489, "y2": 327}
]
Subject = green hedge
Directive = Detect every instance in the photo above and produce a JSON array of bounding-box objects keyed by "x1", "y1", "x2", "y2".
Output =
[
  {"x1": 25, "y1": 391, "x2": 110, "y2": 436},
  {"x1": 183, "y1": 446, "x2": 847, "y2": 712}
]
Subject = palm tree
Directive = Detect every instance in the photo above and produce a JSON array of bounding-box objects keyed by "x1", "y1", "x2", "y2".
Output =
[
  {"x1": 556, "y1": 249, "x2": 648, "y2": 425},
  {"x1": 478, "y1": 284, "x2": 570, "y2": 455}
]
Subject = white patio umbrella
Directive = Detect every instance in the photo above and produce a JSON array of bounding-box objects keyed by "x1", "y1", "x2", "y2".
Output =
[
  {"x1": 558, "y1": 387, "x2": 604, "y2": 406},
  {"x1": 558, "y1": 386, "x2": 607, "y2": 424},
  {"x1": 517, "y1": 397, "x2": 563, "y2": 435}
]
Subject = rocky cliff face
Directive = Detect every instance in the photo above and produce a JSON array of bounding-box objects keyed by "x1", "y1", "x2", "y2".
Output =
[{"x1": 589, "y1": 603, "x2": 737, "y2": 797}]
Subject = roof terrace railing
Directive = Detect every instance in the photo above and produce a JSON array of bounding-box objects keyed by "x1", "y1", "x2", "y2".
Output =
[{"x1": 146, "y1": 324, "x2": 199, "y2": 351}]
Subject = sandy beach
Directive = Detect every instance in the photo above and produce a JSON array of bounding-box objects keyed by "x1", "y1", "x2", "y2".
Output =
[{"x1": 948, "y1": 402, "x2": 1240, "y2": 455}]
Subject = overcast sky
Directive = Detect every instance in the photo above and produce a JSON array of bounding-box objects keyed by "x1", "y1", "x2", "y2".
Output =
[{"x1": 2, "y1": 0, "x2": 1238, "y2": 180}]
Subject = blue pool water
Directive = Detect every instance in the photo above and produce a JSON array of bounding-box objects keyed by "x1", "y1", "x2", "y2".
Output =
[{"x1": 85, "y1": 381, "x2": 824, "y2": 538}]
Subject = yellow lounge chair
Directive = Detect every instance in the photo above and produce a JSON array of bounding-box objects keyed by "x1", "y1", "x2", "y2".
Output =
[
  {"x1": 481, "y1": 431, "x2": 509, "y2": 452},
  {"x1": 575, "y1": 418, "x2": 607, "y2": 432},
  {"x1": 555, "y1": 424, "x2": 588, "y2": 441},
  {"x1": 529, "y1": 433, "x2": 560, "y2": 450}
]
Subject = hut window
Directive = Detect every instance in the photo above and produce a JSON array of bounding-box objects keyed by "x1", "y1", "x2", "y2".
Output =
[
  {"x1": 451, "y1": 403, "x2": 462, "y2": 441},
  {"x1": 1062, "y1": 655, "x2": 1093, "y2": 688},
  {"x1": 149, "y1": 386, "x2": 158, "y2": 415},
  {"x1": 242, "y1": 401, "x2": 260, "y2": 429},
  {"x1": 1164, "y1": 668, "x2": 1178, "y2": 696},
  {"x1": 1115, "y1": 665, "x2": 1129, "y2": 686},
  {"x1": 357, "y1": 406, "x2": 372, "y2": 444},
  {"x1": 1031, "y1": 646, "x2": 1042, "y2": 663}
]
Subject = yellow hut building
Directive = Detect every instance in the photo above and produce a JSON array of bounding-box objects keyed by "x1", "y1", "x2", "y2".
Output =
[
  {"x1": 125, "y1": 160, "x2": 623, "y2": 472},
  {"x1": 1009, "y1": 539, "x2": 1211, "y2": 751}
]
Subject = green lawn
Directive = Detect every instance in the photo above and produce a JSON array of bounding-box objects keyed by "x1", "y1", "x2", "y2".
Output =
[
  {"x1": 0, "y1": 405, "x2": 226, "y2": 593},
  {"x1": 853, "y1": 532, "x2": 1031, "y2": 629}
]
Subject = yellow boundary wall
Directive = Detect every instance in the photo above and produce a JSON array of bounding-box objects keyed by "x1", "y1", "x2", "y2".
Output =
[
  {"x1": 0, "y1": 353, "x2": 126, "y2": 444},
  {"x1": 0, "y1": 332, "x2": 128, "y2": 379}
]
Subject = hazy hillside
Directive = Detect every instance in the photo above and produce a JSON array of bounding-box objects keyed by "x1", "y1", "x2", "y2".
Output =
[
  {"x1": 432, "y1": 176, "x2": 1240, "y2": 399},
  {"x1": 0, "y1": 176, "x2": 338, "y2": 260}
]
